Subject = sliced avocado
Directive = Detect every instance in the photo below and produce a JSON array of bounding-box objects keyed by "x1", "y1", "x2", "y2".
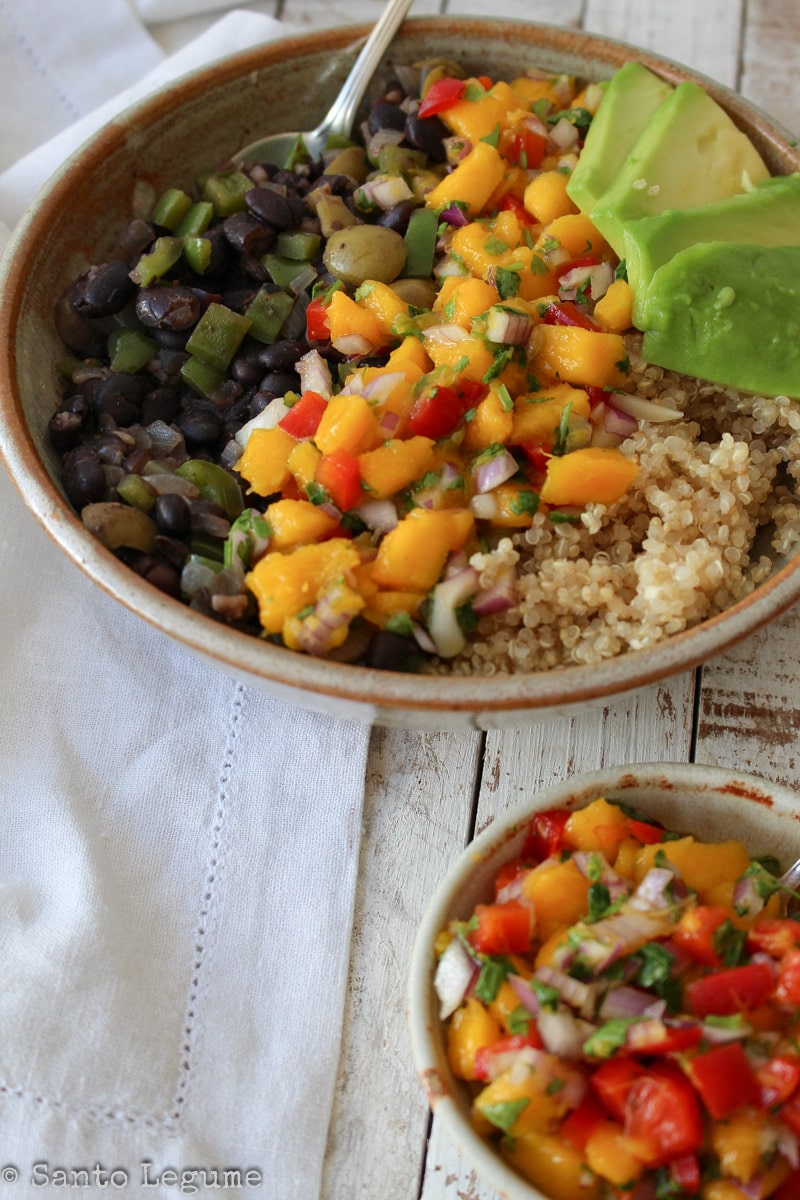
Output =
[
  {"x1": 640, "y1": 242, "x2": 800, "y2": 398},
  {"x1": 590, "y1": 81, "x2": 771, "y2": 256},
  {"x1": 566, "y1": 61, "x2": 673, "y2": 217},
  {"x1": 625, "y1": 174, "x2": 800, "y2": 324}
]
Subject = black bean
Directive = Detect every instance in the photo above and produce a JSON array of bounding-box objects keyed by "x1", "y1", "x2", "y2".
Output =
[
  {"x1": 123, "y1": 446, "x2": 153, "y2": 475},
  {"x1": 231, "y1": 343, "x2": 272, "y2": 387},
  {"x1": 144, "y1": 562, "x2": 181, "y2": 597},
  {"x1": 100, "y1": 395, "x2": 141, "y2": 427},
  {"x1": 93, "y1": 373, "x2": 147, "y2": 424},
  {"x1": 154, "y1": 535, "x2": 189, "y2": 570},
  {"x1": 259, "y1": 370, "x2": 300, "y2": 397},
  {"x1": 368, "y1": 102, "x2": 407, "y2": 135},
  {"x1": 378, "y1": 200, "x2": 415, "y2": 236},
  {"x1": 258, "y1": 340, "x2": 307, "y2": 371},
  {"x1": 135, "y1": 286, "x2": 202, "y2": 331},
  {"x1": 54, "y1": 284, "x2": 106, "y2": 355},
  {"x1": 248, "y1": 391, "x2": 273, "y2": 418},
  {"x1": 240, "y1": 253, "x2": 270, "y2": 283},
  {"x1": 404, "y1": 112, "x2": 449, "y2": 163},
  {"x1": 73, "y1": 261, "x2": 137, "y2": 318},
  {"x1": 360, "y1": 631, "x2": 420, "y2": 671},
  {"x1": 245, "y1": 186, "x2": 306, "y2": 231},
  {"x1": 222, "y1": 392, "x2": 256, "y2": 434},
  {"x1": 110, "y1": 220, "x2": 156, "y2": 265},
  {"x1": 196, "y1": 226, "x2": 234, "y2": 278},
  {"x1": 176, "y1": 408, "x2": 223, "y2": 448},
  {"x1": 141, "y1": 387, "x2": 180, "y2": 426},
  {"x1": 63, "y1": 451, "x2": 106, "y2": 510},
  {"x1": 154, "y1": 492, "x2": 191, "y2": 538},
  {"x1": 222, "y1": 212, "x2": 276, "y2": 256},
  {"x1": 152, "y1": 327, "x2": 190, "y2": 351},
  {"x1": 48, "y1": 395, "x2": 90, "y2": 452},
  {"x1": 220, "y1": 286, "x2": 259, "y2": 313}
]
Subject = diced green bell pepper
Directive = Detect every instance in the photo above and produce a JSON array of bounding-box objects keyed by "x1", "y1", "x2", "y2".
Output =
[
  {"x1": 244, "y1": 287, "x2": 294, "y2": 344},
  {"x1": 185, "y1": 303, "x2": 252, "y2": 372},
  {"x1": 201, "y1": 170, "x2": 253, "y2": 217},
  {"x1": 108, "y1": 328, "x2": 158, "y2": 374},
  {"x1": 152, "y1": 188, "x2": 193, "y2": 231},
  {"x1": 129, "y1": 236, "x2": 183, "y2": 286}
]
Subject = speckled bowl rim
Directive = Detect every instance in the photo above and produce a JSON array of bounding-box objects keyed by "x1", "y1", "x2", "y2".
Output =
[
  {"x1": 1, "y1": 19, "x2": 800, "y2": 728},
  {"x1": 407, "y1": 762, "x2": 800, "y2": 1199}
]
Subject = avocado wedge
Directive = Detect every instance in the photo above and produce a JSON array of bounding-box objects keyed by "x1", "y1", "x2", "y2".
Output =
[
  {"x1": 589, "y1": 81, "x2": 770, "y2": 256},
  {"x1": 640, "y1": 242, "x2": 800, "y2": 398},
  {"x1": 566, "y1": 61, "x2": 673, "y2": 218},
  {"x1": 624, "y1": 174, "x2": 800, "y2": 325}
]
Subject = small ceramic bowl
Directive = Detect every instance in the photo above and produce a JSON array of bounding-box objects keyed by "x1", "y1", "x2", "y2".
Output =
[
  {"x1": 407, "y1": 762, "x2": 800, "y2": 1199},
  {"x1": 1, "y1": 19, "x2": 800, "y2": 729}
]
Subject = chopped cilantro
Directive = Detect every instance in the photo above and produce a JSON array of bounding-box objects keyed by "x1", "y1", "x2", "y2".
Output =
[
  {"x1": 463, "y1": 407, "x2": 477, "y2": 422},
  {"x1": 341, "y1": 511, "x2": 367, "y2": 534},
  {"x1": 296, "y1": 604, "x2": 314, "y2": 620},
  {"x1": 582, "y1": 1019, "x2": 635, "y2": 1058},
  {"x1": 529, "y1": 254, "x2": 549, "y2": 277},
  {"x1": 481, "y1": 1098, "x2": 530, "y2": 1133},
  {"x1": 311, "y1": 277, "x2": 343, "y2": 302},
  {"x1": 496, "y1": 383, "x2": 514, "y2": 412},
  {"x1": 547, "y1": 106, "x2": 592, "y2": 129},
  {"x1": 539, "y1": 235, "x2": 559, "y2": 255},
  {"x1": 552, "y1": 400, "x2": 574, "y2": 457},
  {"x1": 523, "y1": 226, "x2": 534, "y2": 249},
  {"x1": 484, "y1": 236, "x2": 509, "y2": 256},
  {"x1": 464, "y1": 81, "x2": 487, "y2": 102},
  {"x1": 473, "y1": 442, "x2": 506, "y2": 466},
  {"x1": 532, "y1": 98, "x2": 551, "y2": 120},
  {"x1": 483, "y1": 348, "x2": 513, "y2": 383},
  {"x1": 474, "y1": 955, "x2": 515, "y2": 1003},
  {"x1": 530, "y1": 979, "x2": 560, "y2": 1012},
  {"x1": 495, "y1": 267, "x2": 521, "y2": 299},
  {"x1": 614, "y1": 260, "x2": 628, "y2": 282},
  {"x1": 442, "y1": 298, "x2": 456, "y2": 322},
  {"x1": 452, "y1": 354, "x2": 470, "y2": 373},
  {"x1": 305, "y1": 481, "x2": 330, "y2": 506},
  {"x1": 713, "y1": 919, "x2": 746, "y2": 966},
  {"x1": 386, "y1": 611, "x2": 414, "y2": 638},
  {"x1": 456, "y1": 601, "x2": 479, "y2": 635},
  {"x1": 615, "y1": 355, "x2": 631, "y2": 375},
  {"x1": 587, "y1": 882, "x2": 612, "y2": 922},
  {"x1": 549, "y1": 511, "x2": 580, "y2": 525},
  {"x1": 509, "y1": 490, "x2": 539, "y2": 516},
  {"x1": 546, "y1": 1077, "x2": 565, "y2": 1095},
  {"x1": 507, "y1": 1005, "x2": 531, "y2": 1035},
  {"x1": 481, "y1": 123, "x2": 501, "y2": 147}
]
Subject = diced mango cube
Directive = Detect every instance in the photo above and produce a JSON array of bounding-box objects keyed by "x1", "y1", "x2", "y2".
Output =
[
  {"x1": 538, "y1": 212, "x2": 610, "y2": 261},
  {"x1": 236, "y1": 426, "x2": 295, "y2": 497},
  {"x1": 585, "y1": 1121, "x2": 644, "y2": 1187},
  {"x1": 264, "y1": 498, "x2": 339, "y2": 550},
  {"x1": 540, "y1": 446, "x2": 638, "y2": 507},
  {"x1": 386, "y1": 336, "x2": 433, "y2": 376},
  {"x1": 357, "y1": 280, "x2": 410, "y2": 338},
  {"x1": 245, "y1": 538, "x2": 360, "y2": 634},
  {"x1": 529, "y1": 324, "x2": 629, "y2": 389},
  {"x1": 510, "y1": 385, "x2": 590, "y2": 445},
  {"x1": 447, "y1": 997, "x2": 501, "y2": 1080},
  {"x1": 425, "y1": 141, "x2": 506, "y2": 216},
  {"x1": 522, "y1": 858, "x2": 589, "y2": 941},
  {"x1": 326, "y1": 289, "x2": 386, "y2": 348},
  {"x1": 435, "y1": 276, "x2": 501, "y2": 327},
  {"x1": 463, "y1": 387, "x2": 515, "y2": 451},
  {"x1": 287, "y1": 439, "x2": 322, "y2": 491},
  {"x1": 504, "y1": 1132, "x2": 602, "y2": 1200},
  {"x1": 523, "y1": 171, "x2": 578, "y2": 225},
  {"x1": 358, "y1": 436, "x2": 437, "y2": 499},
  {"x1": 371, "y1": 507, "x2": 474, "y2": 591},
  {"x1": 314, "y1": 393, "x2": 382, "y2": 456},
  {"x1": 594, "y1": 278, "x2": 633, "y2": 332},
  {"x1": 362, "y1": 590, "x2": 427, "y2": 627},
  {"x1": 441, "y1": 80, "x2": 522, "y2": 143}
]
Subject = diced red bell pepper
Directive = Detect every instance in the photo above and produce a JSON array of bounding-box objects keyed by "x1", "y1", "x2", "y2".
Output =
[
  {"x1": 407, "y1": 384, "x2": 465, "y2": 440},
  {"x1": 686, "y1": 961, "x2": 775, "y2": 1017},
  {"x1": 541, "y1": 300, "x2": 598, "y2": 331},
  {"x1": 757, "y1": 1054, "x2": 800, "y2": 1108},
  {"x1": 667, "y1": 1154, "x2": 701, "y2": 1196},
  {"x1": 624, "y1": 1065, "x2": 704, "y2": 1167},
  {"x1": 498, "y1": 193, "x2": 538, "y2": 228},
  {"x1": 518, "y1": 440, "x2": 550, "y2": 474},
  {"x1": 776, "y1": 949, "x2": 800, "y2": 1006},
  {"x1": 591, "y1": 1057, "x2": 646, "y2": 1122},
  {"x1": 779, "y1": 1090, "x2": 800, "y2": 1138},
  {"x1": 626, "y1": 816, "x2": 666, "y2": 844},
  {"x1": 560, "y1": 1090, "x2": 607, "y2": 1152},
  {"x1": 476, "y1": 75, "x2": 494, "y2": 90},
  {"x1": 501, "y1": 127, "x2": 547, "y2": 169},
  {"x1": 687, "y1": 1041, "x2": 761, "y2": 1119},
  {"x1": 418, "y1": 77, "x2": 467, "y2": 118},
  {"x1": 453, "y1": 378, "x2": 489, "y2": 407},
  {"x1": 314, "y1": 449, "x2": 363, "y2": 512},
  {"x1": 305, "y1": 296, "x2": 331, "y2": 341},
  {"x1": 522, "y1": 808, "x2": 570, "y2": 862},
  {"x1": 493, "y1": 858, "x2": 527, "y2": 896},
  {"x1": 280, "y1": 475, "x2": 303, "y2": 501},
  {"x1": 468, "y1": 900, "x2": 532, "y2": 956},
  {"x1": 473, "y1": 1032, "x2": 543, "y2": 1080},
  {"x1": 672, "y1": 905, "x2": 731, "y2": 967},
  {"x1": 278, "y1": 389, "x2": 328, "y2": 439},
  {"x1": 748, "y1": 919, "x2": 800, "y2": 959},
  {"x1": 775, "y1": 1167, "x2": 800, "y2": 1200},
  {"x1": 625, "y1": 1021, "x2": 702, "y2": 1057}
]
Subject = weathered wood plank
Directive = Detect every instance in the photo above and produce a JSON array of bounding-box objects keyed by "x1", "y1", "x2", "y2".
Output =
[
  {"x1": 741, "y1": 0, "x2": 800, "y2": 135},
  {"x1": 322, "y1": 726, "x2": 483, "y2": 1200}
]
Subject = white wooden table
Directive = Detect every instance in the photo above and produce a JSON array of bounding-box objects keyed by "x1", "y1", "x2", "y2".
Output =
[{"x1": 262, "y1": 0, "x2": 800, "y2": 1195}]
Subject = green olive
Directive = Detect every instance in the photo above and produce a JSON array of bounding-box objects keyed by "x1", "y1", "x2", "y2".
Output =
[
  {"x1": 323, "y1": 225, "x2": 407, "y2": 287},
  {"x1": 176, "y1": 459, "x2": 244, "y2": 520},
  {"x1": 82, "y1": 502, "x2": 156, "y2": 553},
  {"x1": 391, "y1": 277, "x2": 438, "y2": 309}
]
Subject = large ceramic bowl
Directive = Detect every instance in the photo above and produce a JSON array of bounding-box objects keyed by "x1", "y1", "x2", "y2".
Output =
[
  {"x1": 407, "y1": 762, "x2": 800, "y2": 1199},
  {"x1": 1, "y1": 19, "x2": 800, "y2": 729}
]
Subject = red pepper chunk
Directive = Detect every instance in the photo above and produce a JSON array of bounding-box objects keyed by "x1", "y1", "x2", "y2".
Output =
[
  {"x1": 776, "y1": 1167, "x2": 800, "y2": 1200},
  {"x1": 591, "y1": 1057, "x2": 645, "y2": 1122},
  {"x1": 687, "y1": 1042, "x2": 761, "y2": 1119},
  {"x1": 672, "y1": 905, "x2": 731, "y2": 967},
  {"x1": 626, "y1": 816, "x2": 666, "y2": 845},
  {"x1": 757, "y1": 1054, "x2": 800, "y2": 1108},
  {"x1": 518, "y1": 440, "x2": 550, "y2": 474},
  {"x1": 468, "y1": 900, "x2": 532, "y2": 955},
  {"x1": 625, "y1": 1021, "x2": 702, "y2": 1057},
  {"x1": 541, "y1": 300, "x2": 598, "y2": 331},
  {"x1": 407, "y1": 385, "x2": 465, "y2": 440},
  {"x1": 418, "y1": 77, "x2": 466, "y2": 118},
  {"x1": 667, "y1": 1154, "x2": 701, "y2": 1196},
  {"x1": 748, "y1": 918, "x2": 800, "y2": 959},
  {"x1": 776, "y1": 949, "x2": 800, "y2": 1006},
  {"x1": 522, "y1": 808, "x2": 570, "y2": 861},
  {"x1": 560, "y1": 1090, "x2": 606, "y2": 1152},
  {"x1": 314, "y1": 450, "x2": 363, "y2": 512},
  {"x1": 493, "y1": 858, "x2": 527, "y2": 896},
  {"x1": 498, "y1": 193, "x2": 538, "y2": 228},
  {"x1": 501, "y1": 127, "x2": 546, "y2": 170},
  {"x1": 473, "y1": 1032, "x2": 543, "y2": 1080},
  {"x1": 624, "y1": 1066, "x2": 704, "y2": 1167},
  {"x1": 686, "y1": 961, "x2": 774, "y2": 1017},
  {"x1": 305, "y1": 296, "x2": 331, "y2": 341},
  {"x1": 278, "y1": 390, "x2": 328, "y2": 439}
]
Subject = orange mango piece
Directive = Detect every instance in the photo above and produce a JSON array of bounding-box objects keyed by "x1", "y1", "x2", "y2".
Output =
[
  {"x1": 529, "y1": 324, "x2": 629, "y2": 389},
  {"x1": 264, "y1": 498, "x2": 339, "y2": 551},
  {"x1": 423, "y1": 331, "x2": 495, "y2": 380},
  {"x1": 594, "y1": 278, "x2": 633, "y2": 332},
  {"x1": 245, "y1": 538, "x2": 360, "y2": 635},
  {"x1": 371, "y1": 507, "x2": 475, "y2": 592},
  {"x1": 523, "y1": 170, "x2": 578, "y2": 225},
  {"x1": 463, "y1": 387, "x2": 515, "y2": 452},
  {"x1": 326, "y1": 289, "x2": 386, "y2": 348},
  {"x1": 510, "y1": 385, "x2": 590, "y2": 445},
  {"x1": 358, "y1": 436, "x2": 437, "y2": 500},
  {"x1": 356, "y1": 280, "x2": 410, "y2": 338},
  {"x1": 440, "y1": 80, "x2": 523, "y2": 143},
  {"x1": 425, "y1": 140, "x2": 506, "y2": 216},
  {"x1": 314, "y1": 392, "x2": 382, "y2": 456},
  {"x1": 435, "y1": 275, "x2": 501, "y2": 327},
  {"x1": 236, "y1": 426, "x2": 295, "y2": 497},
  {"x1": 504, "y1": 1132, "x2": 602, "y2": 1200},
  {"x1": 446, "y1": 997, "x2": 501, "y2": 1080},
  {"x1": 522, "y1": 858, "x2": 590, "y2": 942},
  {"x1": 540, "y1": 447, "x2": 638, "y2": 507},
  {"x1": 286, "y1": 439, "x2": 322, "y2": 491}
]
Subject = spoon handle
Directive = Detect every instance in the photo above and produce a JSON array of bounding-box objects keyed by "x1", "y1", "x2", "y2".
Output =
[{"x1": 313, "y1": 0, "x2": 416, "y2": 143}]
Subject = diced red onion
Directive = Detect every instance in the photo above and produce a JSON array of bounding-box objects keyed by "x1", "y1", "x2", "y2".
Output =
[
  {"x1": 235, "y1": 396, "x2": 291, "y2": 448},
  {"x1": 423, "y1": 322, "x2": 469, "y2": 346},
  {"x1": 509, "y1": 973, "x2": 541, "y2": 1016},
  {"x1": 701, "y1": 1018, "x2": 752, "y2": 1044},
  {"x1": 365, "y1": 127, "x2": 405, "y2": 161},
  {"x1": 332, "y1": 333, "x2": 373, "y2": 356},
  {"x1": 291, "y1": 580, "x2": 362, "y2": 655},
  {"x1": 558, "y1": 265, "x2": 595, "y2": 294},
  {"x1": 599, "y1": 986, "x2": 657, "y2": 1021},
  {"x1": 410, "y1": 621, "x2": 438, "y2": 655},
  {"x1": 440, "y1": 203, "x2": 470, "y2": 227},
  {"x1": 473, "y1": 565, "x2": 517, "y2": 617},
  {"x1": 353, "y1": 499, "x2": 398, "y2": 534},
  {"x1": 538, "y1": 1007, "x2": 594, "y2": 1060},
  {"x1": 473, "y1": 449, "x2": 518, "y2": 494},
  {"x1": 625, "y1": 1017, "x2": 672, "y2": 1050},
  {"x1": 434, "y1": 257, "x2": 469, "y2": 280},
  {"x1": 534, "y1": 966, "x2": 594, "y2": 1013},
  {"x1": 296, "y1": 348, "x2": 332, "y2": 400},
  {"x1": 737, "y1": 1178, "x2": 764, "y2": 1200},
  {"x1": 572, "y1": 851, "x2": 630, "y2": 901},
  {"x1": 733, "y1": 875, "x2": 765, "y2": 918},
  {"x1": 427, "y1": 567, "x2": 480, "y2": 658},
  {"x1": 521, "y1": 112, "x2": 549, "y2": 139},
  {"x1": 485, "y1": 307, "x2": 532, "y2": 345},
  {"x1": 550, "y1": 117, "x2": 580, "y2": 148},
  {"x1": 146, "y1": 473, "x2": 199, "y2": 498},
  {"x1": 434, "y1": 937, "x2": 479, "y2": 1020},
  {"x1": 628, "y1": 867, "x2": 677, "y2": 912},
  {"x1": 289, "y1": 265, "x2": 317, "y2": 297},
  {"x1": 360, "y1": 371, "x2": 406, "y2": 403},
  {"x1": 611, "y1": 393, "x2": 683, "y2": 423},
  {"x1": 370, "y1": 174, "x2": 414, "y2": 210},
  {"x1": 778, "y1": 1127, "x2": 799, "y2": 1169},
  {"x1": 481, "y1": 1044, "x2": 539, "y2": 1083},
  {"x1": 319, "y1": 502, "x2": 341, "y2": 521},
  {"x1": 603, "y1": 404, "x2": 639, "y2": 438},
  {"x1": 590, "y1": 261, "x2": 615, "y2": 301},
  {"x1": 470, "y1": 493, "x2": 500, "y2": 520}
]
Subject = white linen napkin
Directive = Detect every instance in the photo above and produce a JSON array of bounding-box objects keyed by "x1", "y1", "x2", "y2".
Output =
[{"x1": 0, "y1": 7, "x2": 370, "y2": 1198}]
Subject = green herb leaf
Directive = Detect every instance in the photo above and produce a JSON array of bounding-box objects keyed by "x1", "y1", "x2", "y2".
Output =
[
  {"x1": 481, "y1": 1098, "x2": 530, "y2": 1133},
  {"x1": 305, "y1": 481, "x2": 330, "y2": 506},
  {"x1": 507, "y1": 1006, "x2": 531, "y2": 1035},
  {"x1": 495, "y1": 267, "x2": 521, "y2": 299},
  {"x1": 582, "y1": 1019, "x2": 636, "y2": 1059},
  {"x1": 484, "y1": 236, "x2": 509, "y2": 256},
  {"x1": 713, "y1": 919, "x2": 747, "y2": 966},
  {"x1": 614, "y1": 260, "x2": 628, "y2": 282},
  {"x1": 474, "y1": 955, "x2": 515, "y2": 1003},
  {"x1": 530, "y1": 979, "x2": 560, "y2": 1012},
  {"x1": 587, "y1": 882, "x2": 612, "y2": 922},
  {"x1": 386, "y1": 612, "x2": 414, "y2": 637},
  {"x1": 483, "y1": 348, "x2": 513, "y2": 383},
  {"x1": 509, "y1": 490, "x2": 539, "y2": 517},
  {"x1": 496, "y1": 383, "x2": 514, "y2": 412},
  {"x1": 481, "y1": 123, "x2": 501, "y2": 147}
]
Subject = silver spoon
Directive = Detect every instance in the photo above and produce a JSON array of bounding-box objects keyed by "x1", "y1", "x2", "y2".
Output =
[
  {"x1": 235, "y1": 0, "x2": 416, "y2": 167},
  {"x1": 780, "y1": 856, "x2": 800, "y2": 917}
]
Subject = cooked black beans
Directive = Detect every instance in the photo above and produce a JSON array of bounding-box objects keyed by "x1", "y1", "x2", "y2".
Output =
[
  {"x1": 154, "y1": 493, "x2": 191, "y2": 538},
  {"x1": 141, "y1": 387, "x2": 181, "y2": 426},
  {"x1": 176, "y1": 408, "x2": 223, "y2": 449},
  {"x1": 63, "y1": 449, "x2": 106, "y2": 509},
  {"x1": 48, "y1": 395, "x2": 91, "y2": 452},
  {"x1": 378, "y1": 200, "x2": 415, "y2": 235},
  {"x1": 259, "y1": 370, "x2": 300, "y2": 398},
  {"x1": 136, "y1": 286, "x2": 202, "y2": 330},
  {"x1": 222, "y1": 212, "x2": 276, "y2": 256},
  {"x1": 404, "y1": 112, "x2": 449, "y2": 163},
  {"x1": 72, "y1": 260, "x2": 136, "y2": 317},
  {"x1": 367, "y1": 102, "x2": 407, "y2": 134},
  {"x1": 244, "y1": 186, "x2": 306, "y2": 230}
]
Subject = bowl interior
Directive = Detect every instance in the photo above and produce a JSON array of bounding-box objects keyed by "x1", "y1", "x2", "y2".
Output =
[
  {"x1": 2, "y1": 19, "x2": 800, "y2": 727},
  {"x1": 408, "y1": 762, "x2": 800, "y2": 1199}
]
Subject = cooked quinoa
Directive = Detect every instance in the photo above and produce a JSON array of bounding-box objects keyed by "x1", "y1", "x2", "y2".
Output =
[{"x1": 439, "y1": 335, "x2": 800, "y2": 675}]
